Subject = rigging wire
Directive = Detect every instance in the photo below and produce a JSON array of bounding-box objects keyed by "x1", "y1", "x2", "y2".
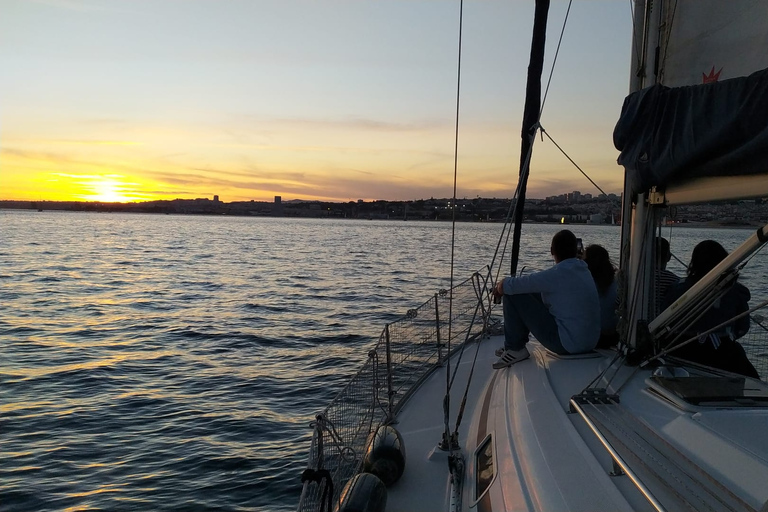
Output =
[
  {"x1": 737, "y1": 235, "x2": 768, "y2": 270},
  {"x1": 608, "y1": 230, "x2": 768, "y2": 393},
  {"x1": 646, "y1": 298, "x2": 768, "y2": 367},
  {"x1": 655, "y1": 275, "x2": 736, "y2": 353},
  {"x1": 449, "y1": 276, "x2": 492, "y2": 436},
  {"x1": 540, "y1": 0, "x2": 573, "y2": 117},
  {"x1": 669, "y1": 252, "x2": 688, "y2": 269},
  {"x1": 667, "y1": 208, "x2": 674, "y2": 243},
  {"x1": 664, "y1": 214, "x2": 690, "y2": 272},
  {"x1": 490, "y1": 149, "x2": 532, "y2": 287},
  {"x1": 540, "y1": 126, "x2": 617, "y2": 202},
  {"x1": 658, "y1": 0, "x2": 679, "y2": 84},
  {"x1": 753, "y1": 314, "x2": 768, "y2": 334},
  {"x1": 448, "y1": 0, "x2": 465, "y2": 345},
  {"x1": 442, "y1": 0, "x2": 465, "y2": 454},
  {"x1": 488, "y1": 0, "x2": 574, "y2": 284},
  {"x1": 628, "y1": 0, "x2": 643, "y2": 75},
  {"x1": 447, "y1": 0, "x2": 587, "y2": 444},
  {"x1": 585, "y1": 210, "x2": 654, "y2": 392}
]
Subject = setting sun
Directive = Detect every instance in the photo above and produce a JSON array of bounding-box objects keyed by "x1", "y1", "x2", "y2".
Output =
[
  {"x1": 0, "y1": 0, "x2": 630, "y2": 204},
  {"x1": 79, "y1": 176, "x2": 134, "y2": 203}
]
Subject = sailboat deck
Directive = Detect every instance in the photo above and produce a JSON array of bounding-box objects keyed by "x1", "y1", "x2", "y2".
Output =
[
  {"x1": 573, "y1": 399, "x2": 760, "y2": 512},
  {"x1": 386, "y1": 335, "x2": 636, "y2": 511},
  {"x1": 385, "y1": 336, "x2": 495, "y2": 512},
  {"x1": 386, "y1": 334, "x2": 768, "y2": 512}
]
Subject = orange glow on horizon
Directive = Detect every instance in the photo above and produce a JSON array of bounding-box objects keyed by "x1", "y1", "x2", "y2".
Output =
[{"x1": 0, "y1": 124, "x2": 624, "y2": 203}]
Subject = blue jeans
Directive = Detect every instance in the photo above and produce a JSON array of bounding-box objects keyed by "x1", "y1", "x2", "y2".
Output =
[{"x1": 503, "y1": 293, "x2": 568, "y2": 355}]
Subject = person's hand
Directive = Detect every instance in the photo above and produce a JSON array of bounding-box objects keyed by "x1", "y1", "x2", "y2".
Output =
[{"x1": 492, "y1": 280, "x2": 504, "y2": 304}]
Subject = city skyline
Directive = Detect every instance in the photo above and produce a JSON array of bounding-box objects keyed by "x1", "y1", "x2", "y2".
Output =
[
  {"x1": 3, "y1": 187, "x2": 622, "y2": 206},
  {"x1": 5, "y1": 192, "x2": 763, "y2": 228},
  {"x1": 1, "y1": 1, "x2": 632, "y2": 203}
]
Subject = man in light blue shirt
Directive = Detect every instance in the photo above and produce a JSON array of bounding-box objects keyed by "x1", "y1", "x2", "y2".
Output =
[{"x1": 492, "y1": 230, "x2": 600, "y2": 369}]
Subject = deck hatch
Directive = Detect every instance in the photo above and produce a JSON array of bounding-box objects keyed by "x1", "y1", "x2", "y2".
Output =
[{"x1": 649, "y1": 376, "x2": 768, "y2": 406}]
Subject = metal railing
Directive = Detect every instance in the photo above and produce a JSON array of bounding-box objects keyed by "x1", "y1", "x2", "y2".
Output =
[{"x1": 297, "y1": 269, "x2": 493, "y2": 512}]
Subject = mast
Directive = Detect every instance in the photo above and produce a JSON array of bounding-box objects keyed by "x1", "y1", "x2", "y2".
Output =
[
  {"x1": 510, "y1": 0, "x2": 550, "y2": 276},
  {"x1": 620, "y1": 0, "x2": 659, "y2": 349}
]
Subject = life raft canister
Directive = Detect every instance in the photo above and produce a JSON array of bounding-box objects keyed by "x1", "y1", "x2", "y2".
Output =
[
  {"x1": 363, "y1": 425, "x2": 406, "y2": 487},
  {"x1": 335, "y1": 472, "x2": 387, "y2": 512}
]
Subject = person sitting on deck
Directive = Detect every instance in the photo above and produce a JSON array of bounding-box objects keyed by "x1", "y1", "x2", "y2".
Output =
[
  {"x1": 654, "y1": 237, "x2": 680, "y2": 318},
  {"x1": 663, "y1": 240, "x2": 758, "y2": 379},
  {"x1": 584, "y1": 244, "x2": 619, "y2": 348},
  {"x1": 491, "y1": 229, "x2": 600, "y2": 369}
]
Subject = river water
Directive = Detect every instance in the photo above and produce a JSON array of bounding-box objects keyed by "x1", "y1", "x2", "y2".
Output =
[{"x1": 1, "y1": 210, "x2": 765, "y2": 511}]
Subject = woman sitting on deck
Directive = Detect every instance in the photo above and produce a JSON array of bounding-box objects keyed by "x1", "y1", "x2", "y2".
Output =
[
  {"x1": 663, "y1": 240, "x2": 759, "y2": 379},
  {"x1": 584, "y1": 244, "x2": 619, "y2": 349}
]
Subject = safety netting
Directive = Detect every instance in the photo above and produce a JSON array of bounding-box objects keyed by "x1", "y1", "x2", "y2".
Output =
[
  {"x1": 745, "y1": 307, "x2": 768, "y2": 382},
  {"x1": 297, "y1": 269, "x2": 493, "y2": 512}
]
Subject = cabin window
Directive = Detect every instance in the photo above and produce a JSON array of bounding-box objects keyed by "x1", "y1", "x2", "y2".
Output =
[{"x1": 475, "y1": 435, "x2": 494, "y2": 499}]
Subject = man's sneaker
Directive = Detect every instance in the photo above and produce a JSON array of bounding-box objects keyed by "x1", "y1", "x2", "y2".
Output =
[{"x1": 492, "y1": 347, "x2": 530, "y2": 369}]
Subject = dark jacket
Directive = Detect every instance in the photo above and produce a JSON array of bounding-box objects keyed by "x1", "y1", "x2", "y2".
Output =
[
  {"x1": 664, "y1": 279, "x2": 750, "y2": 340},
  {"x1": 663, "y1": 279, "x2": 757, "y2": 378}
]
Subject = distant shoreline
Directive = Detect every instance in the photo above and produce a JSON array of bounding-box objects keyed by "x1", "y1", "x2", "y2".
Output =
[
  {"x1": 2, "y1": 207, "x2": 763, "y2": 230},
  {"x1": 2, "y1": 196, "x2": 764, "y2": 227}
]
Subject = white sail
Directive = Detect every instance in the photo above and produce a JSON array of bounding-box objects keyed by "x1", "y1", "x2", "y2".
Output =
[{"x1": 659, "y1": 1, "x2": 768, "y2": 86}]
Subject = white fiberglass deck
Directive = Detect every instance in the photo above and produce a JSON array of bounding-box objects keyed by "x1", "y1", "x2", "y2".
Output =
[{"x1": 385, "y1": 334, "x2": 768, "y2": 512}]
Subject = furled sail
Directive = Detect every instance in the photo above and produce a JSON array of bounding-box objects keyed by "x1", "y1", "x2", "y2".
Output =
[
  {"x1": 615, "y1": 1, "x2": 768, "y2": 196},
  {"x1": 614, "y1": 68, "x2": 768, "y2": 195},
  {"x1": 658, "y1": 1, "x2": 768, "y2": 87}
]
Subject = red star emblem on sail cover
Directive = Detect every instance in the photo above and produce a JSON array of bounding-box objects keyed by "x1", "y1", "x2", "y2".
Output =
[{"x1": 702, "y1": 66, "x2": 723, "y2": 83}]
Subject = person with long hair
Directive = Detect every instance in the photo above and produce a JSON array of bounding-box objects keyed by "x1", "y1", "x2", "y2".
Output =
[
  {"x1": 663, "y1": 240, "x2": 758, "y2": 378},
  {"x1": 584, "y1": 244, "x2": 619, "y2": 348}
]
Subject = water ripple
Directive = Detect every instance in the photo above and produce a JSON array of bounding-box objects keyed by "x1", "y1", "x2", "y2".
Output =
[{"x1": 1, "y1": 211, "x2": 764, "y2": 511}]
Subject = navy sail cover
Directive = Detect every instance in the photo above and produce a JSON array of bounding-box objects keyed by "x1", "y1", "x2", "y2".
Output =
[{"x1": 613, "y1": 67, "x2": 768, "y2": 195}]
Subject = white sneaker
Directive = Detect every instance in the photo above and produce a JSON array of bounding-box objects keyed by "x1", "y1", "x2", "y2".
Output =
[{"x1": 492, "y1": 347, "x2": 530, "y2": 369}]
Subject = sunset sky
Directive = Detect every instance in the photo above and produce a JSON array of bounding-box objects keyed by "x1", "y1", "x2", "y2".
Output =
[{"x1": 1, "y1": 0, "x2": 633, "y2": 203}]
